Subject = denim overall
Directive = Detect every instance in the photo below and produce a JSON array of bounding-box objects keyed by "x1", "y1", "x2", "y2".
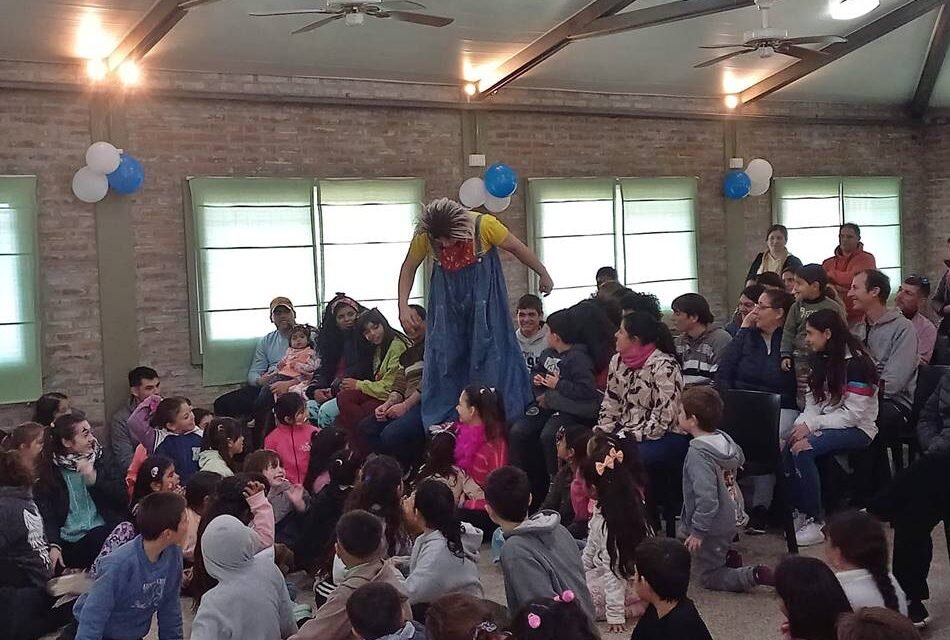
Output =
[{"x1": 421, "y1": 215, "x2": 532, "y2": 427}]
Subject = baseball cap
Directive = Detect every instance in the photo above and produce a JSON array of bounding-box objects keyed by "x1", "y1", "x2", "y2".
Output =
[
  {"x1": 269, "y1": 296, "x2": 295, "y2": 318},
  {"x1": 795, "y1": 264, "x2": 828, "y2": 287}
]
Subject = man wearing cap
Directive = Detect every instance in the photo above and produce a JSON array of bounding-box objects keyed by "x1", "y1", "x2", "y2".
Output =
[{"x1": 213, "y1": 297, "x2": 299, "y2": 435}]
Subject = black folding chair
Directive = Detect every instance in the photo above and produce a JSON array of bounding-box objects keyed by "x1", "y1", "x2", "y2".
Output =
[
  {"x1": 902, "y1": 364, "x2": 950, "y2": 467},
  {"x1": 720, "y1": 389, "x2": 798, "y2": 554}
]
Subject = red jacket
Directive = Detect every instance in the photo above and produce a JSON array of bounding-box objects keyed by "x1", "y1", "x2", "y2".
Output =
[{"x1": 822, "y1": 243, "x2": 876, "y2": 323}]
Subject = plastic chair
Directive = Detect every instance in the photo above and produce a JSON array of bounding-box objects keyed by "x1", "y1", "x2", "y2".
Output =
[{"x1": 720, "y1": 389, "x2": 798, "y2": 554}]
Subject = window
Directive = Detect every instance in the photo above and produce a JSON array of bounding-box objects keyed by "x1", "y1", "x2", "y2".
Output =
[
  {"x1": 773, "y1": 177, "x2": 902, "y2": 286},
  {"x1": 527, "y1": 177, "x2": 699, "y2": 313},
  {"x1": 0, "y1": 176, "x2": 41, "y2": 404},
  {"x1": 187, "y1": 177, "x2": 423, "y2": 386}
]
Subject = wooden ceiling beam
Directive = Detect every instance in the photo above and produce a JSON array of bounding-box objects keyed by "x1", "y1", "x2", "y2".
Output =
[
  {"x1": 570, "y1": 0, "x2": 756, "y2": 41},
  {"x1": 911, "y1": 2, "x2": 950, "y2": 118},
  {"x1": 739, "y1": 0, "x2": 947, "y2": 104},
  {"x1": 107, "y1": 0, "x2": 187, "y2": 72},
  {"x1": 472, "y1": 0, "x2": 638, "y2": 100}
]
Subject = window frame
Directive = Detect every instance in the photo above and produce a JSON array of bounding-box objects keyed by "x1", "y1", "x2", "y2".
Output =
[
  {"x1": 0, "y1": 175, "x2": 42, "y2": 405},
  {"x1": 185, "y1": 176, "x2": 425, "y2": 383},
  {"x1": 526, "y1": 176, "x2": 700, "y2": 312},
  {"x1": 771, "y1": 176, "x2": 903, "y2": 284}
]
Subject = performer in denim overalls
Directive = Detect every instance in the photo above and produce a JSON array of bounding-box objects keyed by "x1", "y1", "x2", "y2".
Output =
[{"x1": 397, "y1": 198, "x2": 554, "y2": 427}]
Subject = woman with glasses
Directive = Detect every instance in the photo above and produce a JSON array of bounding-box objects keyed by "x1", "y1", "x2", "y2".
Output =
[{"x1": 716, "y1": 288, "x2": 797, "y2": 534}]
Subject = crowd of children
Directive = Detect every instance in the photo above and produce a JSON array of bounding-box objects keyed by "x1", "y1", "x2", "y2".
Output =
[{"x1": 0, "y1": 243, "x2": 943, "y2": 640}]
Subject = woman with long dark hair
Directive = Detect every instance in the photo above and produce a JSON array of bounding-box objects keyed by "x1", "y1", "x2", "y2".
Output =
[
  {"x1": 785, "y1": 308, "x2": 879, "y2": 547},
  {"x1": 32, "y1": 392, "x2": 70, "y2": 427},
  {"x1": 335, "y1": 309, "x2": 410, "y2": 449},
  {"x1": 360, "y1": 304, "x2": 428, "y2": 470},
  {"x1": 595, "y1": 312, "x2": 686, "y2": 466},
  {"x1": 775, "y1": 555, "x2": 852, "y2": 640},
  {"x1": 307, "y1": 293, "x2": 369, "y2": 426},
  {"x1": 33, "y1": 413, "x2": 127, "y2": 571}
]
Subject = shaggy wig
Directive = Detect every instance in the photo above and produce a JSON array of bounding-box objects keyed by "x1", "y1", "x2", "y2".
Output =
[{"x1": 417, "y1": 198, "x2": 473, "y2": 240}]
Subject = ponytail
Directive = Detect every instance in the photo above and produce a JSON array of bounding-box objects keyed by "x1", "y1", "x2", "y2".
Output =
[
  {"x1": 826, "y1": 511, "x2": 900, "y2": 612},
  {"x1": 413, "y1": 479, "x2": 465, "y2": 559}
]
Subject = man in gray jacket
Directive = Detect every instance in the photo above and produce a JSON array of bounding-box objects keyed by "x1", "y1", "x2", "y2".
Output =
[
  {"x1": 850, "y1": 270, "x2": 919, "y2": 486},
  {"x1": 679, "y1": 387, "x2": 772, "y2": 592},
  {"x1": 484, "y1": 466, "x2": 595, "y2": 620}
]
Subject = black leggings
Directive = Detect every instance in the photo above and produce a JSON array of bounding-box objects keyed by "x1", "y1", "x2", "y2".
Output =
[{"x1": 61, "y1": 525, "x2": 113, "y2": 570}]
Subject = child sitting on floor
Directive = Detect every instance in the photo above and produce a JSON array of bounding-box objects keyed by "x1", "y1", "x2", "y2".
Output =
[
  {"x1": 540, "y1": 425, "x2": 592, "y2": 540},
  {"x1": 415, "y1": 431, "x2": 484, "y2": 508},
  {"x1": 198, "y1": 417, "x2": 245, "y2": 478},
  {"x1": 347, "y1": 582, "x2": 427, "y2": 640},
  {"x1": 293, "y1": 510, "x2": 411, "y2": 640},
  {"x1": 128, "y1": 395, "x2": 203, "y2": 482},
  {"x1": 303, "y1": 427, "x2": 347, "y2": 495},
  {"x1": 582, "y1": 432, "x2": 649, "y2": 632},
  {"x1": 92, "y1": 456, "x2": 181, "y2": 577},
  {"x1": 453, "y1": 385, "x2": 509, "y2": 533},
  {"x1": 630, "y1": 538, "x2": 713, "y2": 640},
  {"x1": 508, "y1": 593, "x2": 600, "y2": 640},
  {"x1": 73, "y1": 492, "x2": 188, "y2": 640},
  {"x1": 191, "y1": 514, "x2": 298, "y2": 640},
  {"x1": 678, "y1": 386, "x2": 773, "y2": 592},
  {"x1": 400, "y1": 480, "x2": 483, "y2": 617},
  {"x1": 245, "y1": 449, "x2": 311, "y2": 546},
  {"x1": 183, "y1": 471, "x2": 221, "y2": 563},
  {"x1": 825, "y1": 510, "x2": 907, "y2": 615},
  {"x1": 265, "y1": 393, "x2": 320, "y2": 486}
]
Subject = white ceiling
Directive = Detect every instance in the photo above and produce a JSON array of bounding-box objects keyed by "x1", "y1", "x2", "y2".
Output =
[{"x1": 1, "y1": 0, "x2": 948, "y2": 106}]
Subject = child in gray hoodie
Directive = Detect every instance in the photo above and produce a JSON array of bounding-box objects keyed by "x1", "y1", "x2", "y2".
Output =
[
  {"x1": 484, "y1": 466, "x2": 595, "y2": 620},
  {"x1": 678, "y1": 387, "x2": 773, "y2": 592}
]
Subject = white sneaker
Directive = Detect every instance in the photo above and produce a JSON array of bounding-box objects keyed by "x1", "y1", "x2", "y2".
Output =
[{"x1": 795, "y1": 519, "x2": 825, "y2": 547}]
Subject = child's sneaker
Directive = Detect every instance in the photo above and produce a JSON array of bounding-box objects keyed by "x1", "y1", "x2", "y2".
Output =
[
  {"x1": 908, "y1": 600, "x2": 930, "y2": 628},
  {"x1": 745, "y1": 506, "x2": 769, "y2": 535},
  {"x1": 753, "y1": 565, "x2": 775, "y2": 587},
  {"x1": 795, "y1": 518, "x2": 825, "y2": 546}
]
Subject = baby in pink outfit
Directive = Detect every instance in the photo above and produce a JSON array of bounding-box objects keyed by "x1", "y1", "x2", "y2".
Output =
[{"x1": 271, "y1": 324, "x2": 318, "y2": 398}]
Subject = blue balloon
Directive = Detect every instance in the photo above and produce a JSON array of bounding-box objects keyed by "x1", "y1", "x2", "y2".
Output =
[
  {"x1": 107, "y1": 153, "x2": 145, "y2": 195},
  {"x1": 723, "y1": 169, "x2": 751, "y2": 200},
  {"x1": 483, "y1": 162, "x2": 518, "y2": 198}
]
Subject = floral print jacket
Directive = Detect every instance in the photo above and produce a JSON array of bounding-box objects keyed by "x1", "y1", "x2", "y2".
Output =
[{"x1": 595, "y1": 350, "x2": 684, "y2": 441}]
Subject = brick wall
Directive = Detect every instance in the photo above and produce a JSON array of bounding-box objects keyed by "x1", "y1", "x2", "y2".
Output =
[
  {"x1": 0, "y1": 90, "x2": 103, "y2": 429},
  {"x1": 0, "y1": 81, "x2": 939, "y2": 428},
  {"x1": 924, "y1": 124, "x2": 950, "y2": 278}
]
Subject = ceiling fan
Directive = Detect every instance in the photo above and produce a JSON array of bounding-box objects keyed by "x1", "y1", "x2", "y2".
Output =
[
  {"x1": 694, "y1": 0, "x2": 846, "y2": 69},
  {"x1": 250, "y1": 0, "x2": 453, "y2": 34}
]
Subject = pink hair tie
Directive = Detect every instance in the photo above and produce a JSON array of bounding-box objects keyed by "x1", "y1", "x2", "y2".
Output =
[
  {"x1": 527, "y1": 613, "x2": 541, "y2": 629},
  {"x1": 561, "y1": 590, "x2": 575, "y2": 603}
]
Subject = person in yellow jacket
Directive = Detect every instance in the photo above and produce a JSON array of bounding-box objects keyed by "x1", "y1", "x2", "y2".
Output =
[{"x1": 335, "y1": 308, "x2": 409, "y2": 452}]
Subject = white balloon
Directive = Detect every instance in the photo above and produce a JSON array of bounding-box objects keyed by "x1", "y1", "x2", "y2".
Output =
[
  {"x1": 85, "y1": 141, "x2": 121, "y2": 174},
  {"x1": 484, "y1": 193, "x2": 511, "y2": 213},
  {"x1": 459, "y1": 177, "x2": 487, "y2": 208},
  {"x1": 72, "y1": 167, "x2": 109, "y2": 203},
  {"x1": 746, "y1": 158, "x2": 773, "y2": 196}
]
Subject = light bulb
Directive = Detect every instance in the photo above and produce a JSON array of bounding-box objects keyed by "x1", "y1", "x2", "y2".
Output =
[
  {"x1": 86, "y1": 59, "x2": 108, "y2": 81},
  {"x1": 463, "y1": 82, "x2": 477, "y2": 96},
  {"x1": 724, "y1": 94, "x2": 740, "y2": 109},
  {"x1": 118, "y1": 61, "x2": 141, "y2": 86},
  {"x1": 829, "y1": 0, "x2": 879, "y2": 20}
]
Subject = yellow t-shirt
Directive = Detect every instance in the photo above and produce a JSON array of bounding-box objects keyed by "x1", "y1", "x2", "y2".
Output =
[{"x1": 407, "y1": 213, "x2": 509, "y2": 262}]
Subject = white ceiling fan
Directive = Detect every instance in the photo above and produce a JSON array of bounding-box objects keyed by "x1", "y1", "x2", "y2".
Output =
[
  {"x1": 694, "y1": 0, "x2": 846, "y2": 68},
  {"x1": 249, "y1": 0, "x2": 453, "y2": 34}
]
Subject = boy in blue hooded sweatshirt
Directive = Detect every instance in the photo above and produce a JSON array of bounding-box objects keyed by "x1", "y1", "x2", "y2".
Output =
[{"x1": 73, "y1": 492, "x2": 187, "y2": 640}]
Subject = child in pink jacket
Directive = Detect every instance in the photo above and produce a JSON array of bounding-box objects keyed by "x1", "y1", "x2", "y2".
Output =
[{"x1": 264, "y1": 393, "x2": 319, "y2": 486}]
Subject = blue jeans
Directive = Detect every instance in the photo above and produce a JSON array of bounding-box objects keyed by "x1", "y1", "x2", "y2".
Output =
[
  {"x1": 638, "y1": 432, "x2": 691, "y2": 467},
  {"x1": 783, "y1": 427, "x2": 871, "y2": 521},
  {"x1": 361, "y1": 403, "x2": 425, "y2": 470}
]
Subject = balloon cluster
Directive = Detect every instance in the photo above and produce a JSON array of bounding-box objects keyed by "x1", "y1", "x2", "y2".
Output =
[
  {"x1": 71, "y1": 142, "x2": 145, "y2": 204},
  {"x1": 458, "y1": 162, "x2": 518, "y2": 213},
  {"x1": 723, "y1": 158, "x2": 773, "y2": 200}
]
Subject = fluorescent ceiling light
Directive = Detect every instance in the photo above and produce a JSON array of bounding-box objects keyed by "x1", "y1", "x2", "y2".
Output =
[{"x1": 829, "y1": 0, "x2": 879, "y2": 20}]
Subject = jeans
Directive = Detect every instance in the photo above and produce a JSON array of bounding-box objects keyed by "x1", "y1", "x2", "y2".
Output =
[
  {"x1": 783, "y1": 427, "x2": 871, "y2": 521},
  {"x1": 316, "y1": 398, "x2": 340, "y2": 428},
  {"x1": 638, "y1": 433, "x2": 691, "y2": 467},
  {"x1": 868, "y1": 451, "x2": 950, "y2": 602},
  {"x1": 336, "y1": 390, "x2": 384, "y2": 453},
  {"x1": 214, "y1": 385, "x2": 260, "y2": 420},
  {"x1": 360, "y1": 403, "x2": 426, "y2": 470}
]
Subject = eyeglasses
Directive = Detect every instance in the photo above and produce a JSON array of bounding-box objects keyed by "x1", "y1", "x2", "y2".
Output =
[
  {"x1": 753, "y1": 303, "x2": 781, "y2": 310},
  {"x1": 907, "y1": 274, "x2": 930, "y2": 286}
]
